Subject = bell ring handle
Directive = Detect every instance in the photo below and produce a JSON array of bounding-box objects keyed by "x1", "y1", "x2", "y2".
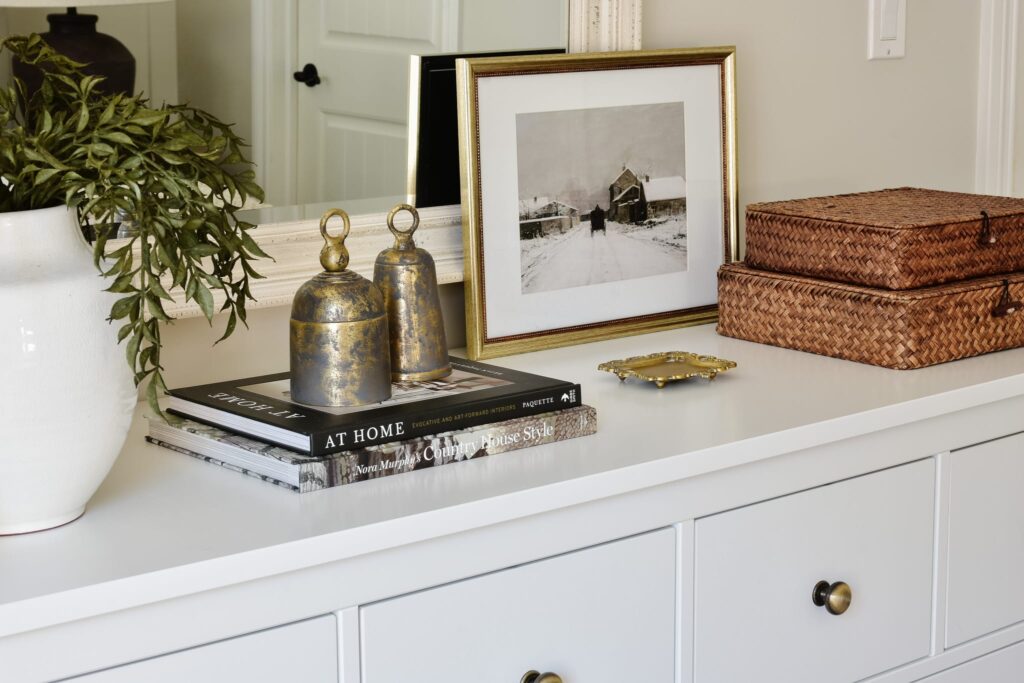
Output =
[
  {"x1": 387, "y1": 203, "x2": 420, "y2": 248},
  {"x1": 319, "y1": 208, "x2": 351, "y2": 272}
]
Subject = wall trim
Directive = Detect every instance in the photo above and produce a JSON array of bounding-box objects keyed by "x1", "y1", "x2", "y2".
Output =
[
  {"x1": 976, "y1": 0, "x2": 1019, "y2": 195},
  {"x1": 568, "y1": 0, "x2": 643, "y2": 53}
]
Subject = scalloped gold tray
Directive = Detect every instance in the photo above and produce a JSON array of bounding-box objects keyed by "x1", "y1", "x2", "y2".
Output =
[{"x1": 598, "y1": 352, "x2": 736, "y2": 388}]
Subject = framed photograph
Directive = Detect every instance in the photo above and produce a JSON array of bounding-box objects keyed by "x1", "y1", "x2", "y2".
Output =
[
  {"x1": 457, "y1": 48, "x2": 738, "y2": 359},
  {"x1": 407, "y1": 48, "x2": 565, "y2": 209}
]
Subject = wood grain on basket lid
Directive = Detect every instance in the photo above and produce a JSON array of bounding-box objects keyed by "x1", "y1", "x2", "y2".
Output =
[
  {"x1": 717, "y1": 262, "x2": 1024, "y2": 370},
  {"x1": 745, "y1": 188, "x2": 1024, "y2": 290}
]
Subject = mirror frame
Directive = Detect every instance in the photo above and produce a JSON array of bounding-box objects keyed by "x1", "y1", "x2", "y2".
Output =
[{"x1": 160, "y1": 0, "x2": 643, "y2": 318}]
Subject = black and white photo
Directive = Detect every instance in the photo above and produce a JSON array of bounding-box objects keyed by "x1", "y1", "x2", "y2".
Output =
[{"x1": 515, "y1": 102, "x2": 688, "y2": 294}]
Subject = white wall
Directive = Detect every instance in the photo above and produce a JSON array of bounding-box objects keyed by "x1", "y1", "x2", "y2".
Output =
[{"x1": 644, "y1": 0, "x2": 980, "y2": 240}]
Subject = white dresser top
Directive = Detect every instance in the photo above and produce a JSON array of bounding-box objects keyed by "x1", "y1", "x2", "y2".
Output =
[{"x1": 4, "y1": 324, "x2": 1024, "y2": 636}]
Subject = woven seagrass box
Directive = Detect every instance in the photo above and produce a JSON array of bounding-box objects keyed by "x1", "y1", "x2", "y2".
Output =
[
  {"x1": 717, "y1": 263, "x2": 1024, "y2": 370},
  {"x1": 745, "y1": 187, "x2": 1024, "y2": 290}
]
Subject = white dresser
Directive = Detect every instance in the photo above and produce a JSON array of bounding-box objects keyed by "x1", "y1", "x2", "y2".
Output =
[{"x1": 4, "y1": 324, "x2": 1024, "y2": 683}]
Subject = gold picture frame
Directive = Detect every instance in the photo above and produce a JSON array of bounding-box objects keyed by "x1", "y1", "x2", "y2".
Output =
[{"x1": 457, "y1": 47, "x2": 738, "y2": 360}]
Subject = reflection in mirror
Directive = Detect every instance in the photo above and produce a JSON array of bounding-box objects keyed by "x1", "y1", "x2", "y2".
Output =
[{"x1": 2, "y1": 0, "x2": 568, "y2": 216}]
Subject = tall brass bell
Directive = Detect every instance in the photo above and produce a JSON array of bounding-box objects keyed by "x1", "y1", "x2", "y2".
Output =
[
  {"x1": 373, "y1": 204, "x2": 451, "y2": 381},
  {"x1": 290, "y1": 209, "x2": 392, "y2": 407}
]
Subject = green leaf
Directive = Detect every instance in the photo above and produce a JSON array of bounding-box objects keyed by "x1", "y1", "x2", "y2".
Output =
[
  {"x1": 194, "y1": 281, "x2": 214, "y2": 321},
  {"x1": 215, "y1": 310, "x2": 237, "y2": 344},
  {"x1": 125, "y1": 329, "x2": 141, "y2": 371},
  {"x1": 109, "y1": 294, "x2": 139, "y2": 321},
  {"x1": 188, "y1": 243, "x2": 220, "y2": 258},
  {"x1": 75, "y1": 100, "x2": 89, "y2": 133},
  {"x1": 34, "y1": 168, "x2": 59, "y2": 186},
  {"x1": 116, "y1": 322, "x2": 134, "y2": 343}
]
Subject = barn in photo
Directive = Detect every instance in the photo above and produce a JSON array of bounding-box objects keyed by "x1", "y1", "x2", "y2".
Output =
[{"x1": 607, "y1": 166, "x2": 686, "y2": 224}]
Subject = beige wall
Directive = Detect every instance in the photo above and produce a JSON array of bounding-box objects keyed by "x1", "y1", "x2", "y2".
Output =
[
  {"x1": 644, "y1": 0, "x2": 980, "y2": 242},
  {"x1": 1015, "y1": 2, "x2": 1024, "y2": 197},
  {"x1": 460, "y1": 0, "x2": 567, "y2": 51},
  {"x1": 175, "y1": 0, "x2": 253, "y2": 147},
  {"x1": 0, "y1": 12, "x2": 9, "y2": 85}
]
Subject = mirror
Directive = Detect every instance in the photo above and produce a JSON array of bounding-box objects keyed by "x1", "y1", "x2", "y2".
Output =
[
  {"x1": 1, "y1": 0, "x2": 641, "y2": 318},
  {"x1": 2, "y1": 0, "x2": 568, "y2": 214}
]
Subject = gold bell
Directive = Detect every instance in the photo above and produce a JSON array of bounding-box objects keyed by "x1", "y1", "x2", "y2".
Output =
[
  {"x1": 290, "y1": 209, "x2": 392, "y2": 407},
  {"x1": 373, "y1": 204, "x2": 451, "y2": 381}
]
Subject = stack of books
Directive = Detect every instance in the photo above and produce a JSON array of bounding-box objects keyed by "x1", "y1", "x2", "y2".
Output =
[{"x1": 148, "y1": 357, "x2": 596, "y2": 492}]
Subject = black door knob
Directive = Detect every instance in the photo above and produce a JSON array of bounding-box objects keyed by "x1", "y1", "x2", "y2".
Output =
[{"x1": 293, "y1": 63, "x2": 321, "y2": 87}]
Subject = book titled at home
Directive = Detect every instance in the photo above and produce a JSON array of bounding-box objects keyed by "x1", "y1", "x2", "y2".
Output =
[
  {"x1": 147, "y1": 405, "x2": 597, "y2": 493},
  {"x1": 166, "y1": 357, "x2": 582, "y2": 456}
]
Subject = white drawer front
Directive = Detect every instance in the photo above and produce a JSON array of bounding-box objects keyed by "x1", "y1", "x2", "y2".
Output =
[
  {"x1": 67, "y1": 615, "x2": 338, "y2": 682},
  {"x1": 694, "y1": 459, "x2": 935, "y2": 683},
  {"x1": 947, "y1": 432, "x2": 1024, "y2": 647},
  {"x1": 918, "y1": 639, "x2": 1024, "y2": 682},
  {"x1": 360, "y1": 528, "x2": 676, "y2": 683}
]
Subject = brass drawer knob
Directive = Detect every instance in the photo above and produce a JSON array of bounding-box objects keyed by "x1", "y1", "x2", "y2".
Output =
[
  {"x1": 812, "y1": 579, "x2": 852, "y2": 615},
  {"x1": 521, "y1": 671, "x2": 563, "y2": 683}
]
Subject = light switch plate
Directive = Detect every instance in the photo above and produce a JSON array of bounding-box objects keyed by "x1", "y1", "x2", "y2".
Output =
[{"x1": 869, "y1": 0, "x2": 906, "y2": 60}]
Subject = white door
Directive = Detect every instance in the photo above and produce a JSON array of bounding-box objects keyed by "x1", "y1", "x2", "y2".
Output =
[{"x1": 295, "y1": 0, "x2": 459, "y2": 204}]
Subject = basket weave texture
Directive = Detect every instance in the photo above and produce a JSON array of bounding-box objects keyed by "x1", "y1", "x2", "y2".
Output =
[
  {"x1": 745, "y1": 187, "x2": 1024, "y2": 290},
  {"x1": 717, "y1": 263, "x2": 1024, "y2": 369}
]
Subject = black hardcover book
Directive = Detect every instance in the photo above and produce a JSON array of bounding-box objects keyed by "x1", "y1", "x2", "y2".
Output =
[{"x1": 166, "y1": 357, "x2": 581, "y2": 456}]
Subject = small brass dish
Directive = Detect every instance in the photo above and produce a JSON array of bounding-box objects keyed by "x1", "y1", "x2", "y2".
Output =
[{"x1": 598, "y1": 352, "x2": 736, "y2": 388}]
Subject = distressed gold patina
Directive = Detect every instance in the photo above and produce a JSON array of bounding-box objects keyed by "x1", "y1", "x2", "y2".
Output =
[
  {"x1": 373, "y1": 204, "x2": 451, "y2": 381},
  {"x1": 598, "y1": 351, "x2": 736, "y2": 388},
  {"x1": 290, "y1": 209, "x2": 392, "y2": 407}
]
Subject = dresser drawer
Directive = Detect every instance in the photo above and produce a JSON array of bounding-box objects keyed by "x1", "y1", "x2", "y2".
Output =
[
  {"x1": 67, "y1": 615, "x2": 338, "y2": 683},
  {"x1": 694, "y1": 459, "x2": 935, "y2": 683},
  {"x1": 359, "y1": 528, "x2": 676, "y2": 682},
  {"x1": 917, "y1": 639, "x2": 1024, "y2": 681},
  {"x1": 946, "y1": 432, "x2": 1024, "y2": 647}
]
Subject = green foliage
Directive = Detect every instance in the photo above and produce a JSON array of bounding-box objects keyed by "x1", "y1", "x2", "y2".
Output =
[{"x1": 0, "y1": 34, "x2": 268, "y2": 415}]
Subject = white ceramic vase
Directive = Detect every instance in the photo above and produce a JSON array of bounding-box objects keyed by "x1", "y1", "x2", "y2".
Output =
[{"x1": 0, "y1": 206, "x2": 136, "y2": 534}]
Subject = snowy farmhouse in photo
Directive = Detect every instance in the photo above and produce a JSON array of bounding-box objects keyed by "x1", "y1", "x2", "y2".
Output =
[
  {"x1": 519, "y1": 196, "x2": 581, "y2": 239},
  {"x1": 607, "y1": 166, "x2": 686, "y2": 224}
]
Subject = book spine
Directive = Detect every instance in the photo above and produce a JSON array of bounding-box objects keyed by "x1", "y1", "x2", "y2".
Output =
[
  {"x1": 309, "y1": 382, "x2": 582, "y2": 456},
  {"x1": 152, "y1": 406, "x2": 597, "y2": 493},
  {"x1": 299, "y1": 404, "x2": 596, "y2": 492},
  {"x1": 145, "y1": 437, "x2": 300, "y2": 492}
]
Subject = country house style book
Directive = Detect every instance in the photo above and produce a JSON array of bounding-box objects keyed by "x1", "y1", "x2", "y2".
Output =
[
  {"x1": 148, "y1": 405, "x2": 597, "y2": 493},
  {"x1": 166, "y1": 357, "x2": 582, "y2": 456}
]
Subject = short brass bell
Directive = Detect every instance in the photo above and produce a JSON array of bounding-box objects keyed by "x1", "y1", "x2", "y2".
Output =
[
  {"x1": 373, "y1": 204, "x2": 451, "y2": 381},
  {"x1": 290, "y1": 209, "x2": 392, "y2": 407}
]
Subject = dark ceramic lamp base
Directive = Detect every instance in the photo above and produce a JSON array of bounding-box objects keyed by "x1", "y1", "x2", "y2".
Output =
[{"x1": 12, "y1": 8, "x2": 136, "y2": 96}]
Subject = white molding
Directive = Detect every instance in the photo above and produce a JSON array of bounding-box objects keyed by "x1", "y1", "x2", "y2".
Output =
[
  {"x1": 151, "y1": 204, "x2": 465, "y2": 319},
  {"x1": 975, "y1": 0, "x2": 1019, "y2": 195},
  {"x1": 567, "y1": 0, "x2": 643, "y2": 53},
  {"x1": 252, "y1": 0, "x2": 298, "y2": 207}
]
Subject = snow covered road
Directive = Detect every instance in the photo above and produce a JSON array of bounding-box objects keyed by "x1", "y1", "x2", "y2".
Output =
[{"x1": 521, "y1": 220, "x2": 687, "y2": 294}]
